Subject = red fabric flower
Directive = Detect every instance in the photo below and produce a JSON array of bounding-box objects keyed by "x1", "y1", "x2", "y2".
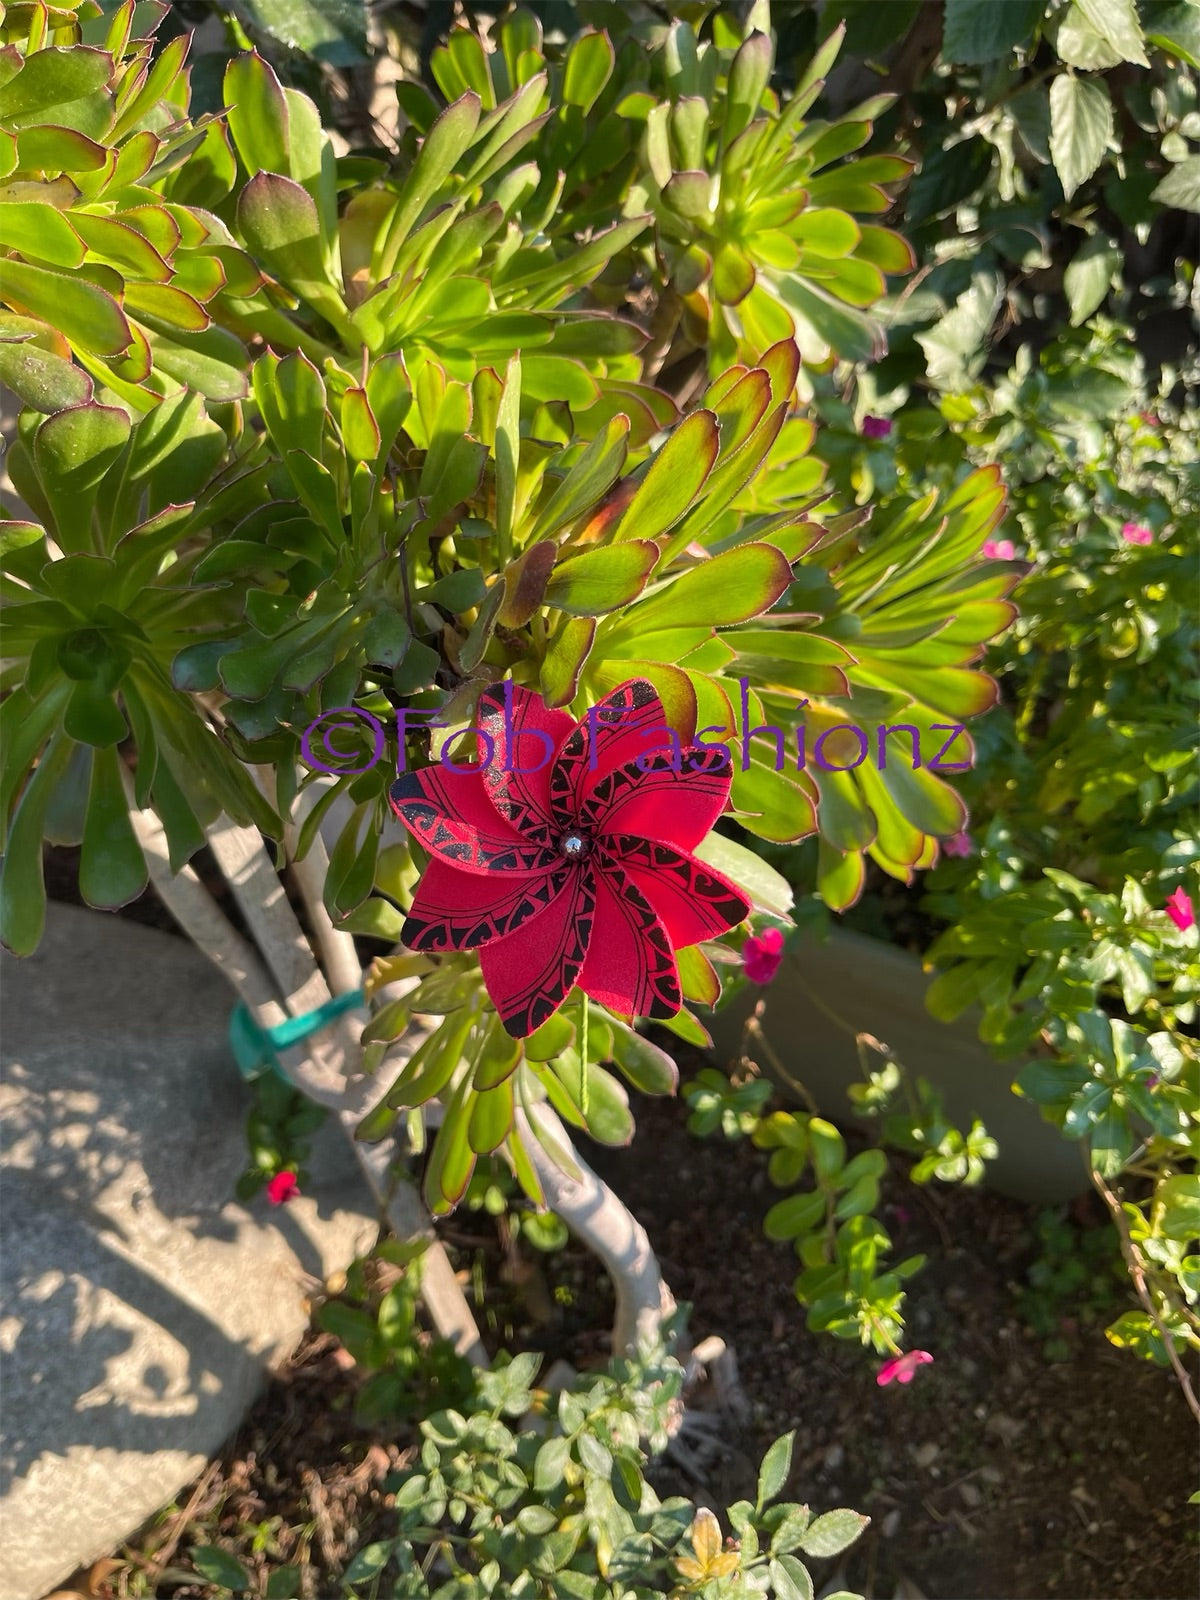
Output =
[
  {"x1": 266, "y1": 1170, "x2": 300, "y2": 1205},
  {"x1": 389, "y1": 680, "x2": 751, "y2": 1037},
  {"x1": 743, "y1": 927, "x2": 784, "y2": 984}
]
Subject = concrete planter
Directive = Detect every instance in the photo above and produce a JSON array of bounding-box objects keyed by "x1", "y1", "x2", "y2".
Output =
[{"x1": 705, "y1": 927, "x2": 1087, "y2": 1204}]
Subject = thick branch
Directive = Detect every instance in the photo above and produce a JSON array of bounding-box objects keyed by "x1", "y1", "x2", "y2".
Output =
[
  {"x1": 513, "y1": 1104, "x2": 674, "y2": 1356},
  {"x1": 126, "y1": 789, "x2": 486, "y2": 1363}
]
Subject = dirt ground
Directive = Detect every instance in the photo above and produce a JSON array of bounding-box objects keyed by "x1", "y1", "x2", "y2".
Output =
[{"x1": 76, "y1": 1087, "x2": 1196, "y2": 1600}]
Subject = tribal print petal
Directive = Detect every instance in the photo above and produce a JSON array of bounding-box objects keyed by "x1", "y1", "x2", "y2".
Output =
[
  {"x1": 549, "y1": 679, "x2": 665, "y2": 828},
  {"x1": 390, "y1": 767, "x2": 559, "y2": 874},
  {"x1": 583, "y1": 745, "x2": 733, "y2": 850},
  {"x1": 600, "y1": 834, "x2": 750, "y2": 948},
  {"x1": 477, "y1": 681, "x2": 573, "y2": 840},
  {"x1": 402, "y1": 858, "x2": 570, "y2": 952},
  {"x1": 480, "y1": 865, "x2": 597, "y2": 1037},
  {"x1": 577, "y1": 854, "x2": 682, "y2": 1021}
]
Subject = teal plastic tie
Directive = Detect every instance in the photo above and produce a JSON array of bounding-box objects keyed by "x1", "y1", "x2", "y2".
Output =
[{"x1": 229, "y1": 987, "x2": 365, "y2": 1082}]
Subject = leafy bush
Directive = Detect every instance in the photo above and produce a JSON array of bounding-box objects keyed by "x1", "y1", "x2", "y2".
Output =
[
  {"x1": 353, "y1": 1334, "x2": 868, "y2": 1598},
  {"x1": 173, "y1": 1324, "x2": 868, "y2": 1596},
  {"x1": 788, "y1": 303, "x2": 1199, "y2": 1369}
]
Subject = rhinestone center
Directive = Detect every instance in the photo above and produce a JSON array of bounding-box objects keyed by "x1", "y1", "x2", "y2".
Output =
[{"x1": 558, "y1": 829, "x2": 592, "y2": 860}]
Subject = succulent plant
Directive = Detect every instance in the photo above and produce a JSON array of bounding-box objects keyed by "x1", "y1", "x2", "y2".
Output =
[
  {"x1": 0, "y1": 1, "x2": 253, "y2": 411},
  {"x1": 634, "y1": 18, "x2": 916, "y2": 376}
]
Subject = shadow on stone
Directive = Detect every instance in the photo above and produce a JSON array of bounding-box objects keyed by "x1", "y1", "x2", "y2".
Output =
[{"x1": 0, "y1": 904, "x2": 377, "y2": 1600}]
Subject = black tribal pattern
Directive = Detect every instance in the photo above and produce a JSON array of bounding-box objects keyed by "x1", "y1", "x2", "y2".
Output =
[
  {"x1": 580, "y1": 745, "x2": 732, "y2": 833},
  {"x1": 490, "y1": 867, "x2": 598, "y2": 1038},
  {"x1": 591, "y1": 849, "x2": 683, "y2": 1018},
  {"x1": 602, "y1": 833, "x2": 751, "y2": 940},
  {"x1": 549, "y1": 679, "x2": 661, "y2": 831},
  {"x1": 401, "y1": 865, "x2": 571, "y2": 952},
  {"x1": 390, "y1": 770, "x2": 559, "y2": 873}
]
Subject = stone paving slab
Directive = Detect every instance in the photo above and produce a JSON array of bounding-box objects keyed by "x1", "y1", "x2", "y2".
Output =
[{"x1": 0, "y1": 904, "x2": 378, "y2": 1600}]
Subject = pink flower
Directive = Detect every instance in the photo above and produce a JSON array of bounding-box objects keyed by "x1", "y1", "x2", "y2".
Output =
[
  {"x1": 876, "y1": 1349, "x2": 933, "y2": 1387},
  {"x1": 743, "y1": 927, "x2": 785, "y2": 984},
  {"x1": 981, "y1": 539, "x2": 1015, "y2": 560},
  {"x1": 1121, "y1": 522, "x2": 1153, "y2": 545},
  {"x1": 266, "y1": 1170, "x2": 300, "y2": 1205},
  {"x1": 943, "y1": 831, "x2": 973, "y2": 858},
  {"x1": 1165, "y1": 888, "x2": 1195, "y2": 932},
  {"x1": 861, "y1": 414, "x2": 893, "y2": 440}
]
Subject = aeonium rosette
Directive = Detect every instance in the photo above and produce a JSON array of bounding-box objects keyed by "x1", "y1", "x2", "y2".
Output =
[{"x1": 388, "y1": 679, "x2": 753, "y2": 1038}]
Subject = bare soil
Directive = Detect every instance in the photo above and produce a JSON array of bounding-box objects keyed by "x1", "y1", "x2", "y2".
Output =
[{"x1": 72, "y1": 1092, "x2": 1197, "y2": 1600}]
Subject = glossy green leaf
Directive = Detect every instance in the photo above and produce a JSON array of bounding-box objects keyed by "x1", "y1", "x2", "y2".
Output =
[
  {"x1": 237, "y1": 172, "x2": 346, "y2": 326},
  {"x1": 625, "y1": 543, "x2": 792, "y2": 632},
  {"x1": 725, "y1": 31, "x2": 772, "y2": 144},
  {"x1": 33, "y1": 404, "x2": 132, "y2": 544},
  {"x1": 0, "y1": 338, "x2": 93, "y2": 411},
  {"x1": 942, "y1": 0, "x2": 1042, "y2": 61},
  {"x1": 613, "y1": 410, "x2": 719, "y2": 544},
  {"x1": 1075, "y1": 0, "x2": 1149, "y2": 64},
  {"x1": 1, "y1": 261, "x2": 131, "y2": 356},
  {"x1": 0, "y1": 733, "x2": 71, "y2": 955},
  {"x1": 732, "y1": 755, "x2": 817, "y2": 843},
  {"x1": 15, "y1": 124, "x2": 107, "y2": 171},
  {"x1": 528, "y1": 415, "x2": 629, "y2": 541},
  {"x1": 1151, "y1": 155, "x2": 1200, "y2": 212},
  {"x1": 544, "y1": 541, "x2": 657, "y2": 617},
  {"x1": 376, "y1": 92, "x2": 482, "y2": 275},
  {"x1": 0, "y1": 46, "x2": 113, "y2": 125},
  {"x1": 225, "y1": 52, "x2": 290, "y2": 176},
  {"x1": 693, "y1": 830, "x2": 794, "y2": 915},
  {"x1": 469, "y1": 1077, "x2": 515, "y2": 1152},
  {"x1": 562, "y1": 29, "x2": 614, "y2": 112},
  {"x1": 79, "y1": 742, "x2": 146, "y2": 908},
  {"x1": 540, "y1": 615, "x2": 595, "y2": 707},
  {"x1": 1049, "y1": 74, "x2": 1112, "y2": 200},
  {"x1": 0, "y1": 200, "x2": 85, "y2": 268},
  {"x1": 608, "y1": 1017, "x2": 680, "y2": 1094},
  {"x1": 474, "y1": 1015, "x2": 523, "y2": 1091},
  {"x1": 240, "y1": 0, "x2": 368, "y2": 66}
]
